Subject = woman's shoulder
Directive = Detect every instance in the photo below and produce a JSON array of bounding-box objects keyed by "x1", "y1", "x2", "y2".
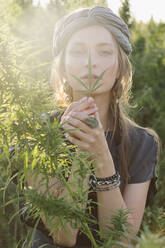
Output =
[
  {"x1": 128, "y1": 124, "x2": 159, "y2": 153},
  {"x1": 127, "y1": 124, "x2": 159, "y2": 183}
]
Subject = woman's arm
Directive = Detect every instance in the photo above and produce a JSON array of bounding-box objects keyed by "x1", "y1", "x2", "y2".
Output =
[
  {"x1": 27, "y1": 166, "x2": 89, "y2": 247},
  {"x1": 27, "y1": 98, "x2": 95, "y2": 246},
  {"x1": 63, "y1": 109, "x2": 152, "y2": 243},
  {"x1": 56, "y1": 97, "x2": 158, "y2": 245},
  {"x1": 95, "y1": 155, "x2": 151, "y2": 241}
]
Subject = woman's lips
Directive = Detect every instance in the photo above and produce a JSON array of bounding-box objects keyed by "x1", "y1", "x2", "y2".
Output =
[
  {"x1": 81, "y1": 74, "x2": 99, "y2": 80},
  {"x1": 82, "y1": 78, "x2": 98, "y2": 84}
]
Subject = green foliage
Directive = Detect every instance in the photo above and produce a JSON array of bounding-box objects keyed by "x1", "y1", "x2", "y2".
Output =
[
  {"x1": 142, "y1": 207, "x2": 165, "y2": 233},
  {"x1": 0, "y1": 176, "x2": 26, "y2": 248},
  {"x1": 0, "y1": 1, "x2": 165, "y2": 247},
  {"x1": 119, "y1": 0, "x2": 134, "y2": 29},
  {"x1": 14, "y1": 0, "x2": 33, "y2": 9},
  {"x1": 130, "y1": 21, "x2": 165, "y2": 201},
  {"x1": 135, "y1": 225, "x2": 165, "y2": 248},
  {"x1": 99, "y1": 209, "x2": 134, "y2": 248},
  {"x1": 71, "y1": 53, "x2": 106, "y2": 96}
]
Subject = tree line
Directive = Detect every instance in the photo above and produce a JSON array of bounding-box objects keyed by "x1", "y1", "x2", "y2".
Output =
[{"x1": 0, "y1": 0, "x2": 165, "y2": 247}]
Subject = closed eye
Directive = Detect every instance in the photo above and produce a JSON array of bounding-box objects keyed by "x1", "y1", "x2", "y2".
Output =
[{"x1": 99, "y1": 50, "x2": 112, "y2": 55}]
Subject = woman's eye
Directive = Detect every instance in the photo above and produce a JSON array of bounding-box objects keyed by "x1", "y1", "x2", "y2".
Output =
[{"x1": 100, "y1": 50, "x2": 111, "y2": 55}]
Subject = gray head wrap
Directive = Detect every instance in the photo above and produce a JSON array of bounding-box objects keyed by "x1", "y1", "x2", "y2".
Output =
[{"x1": 53, "y1": 6, "x2": 132, "y2": 57}]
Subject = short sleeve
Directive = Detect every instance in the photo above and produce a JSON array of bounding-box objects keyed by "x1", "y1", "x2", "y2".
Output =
[
  {"x1": 128, "y1": 129, "x2": 159, "y2": 184},
  {"x1": 128, "y1": 128, "x2": 159, "y2": 206}
]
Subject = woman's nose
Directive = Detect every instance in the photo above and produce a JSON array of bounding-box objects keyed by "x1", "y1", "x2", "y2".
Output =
[{"x1": 85, "y1": 50, "x2": 98, "y2": 68}]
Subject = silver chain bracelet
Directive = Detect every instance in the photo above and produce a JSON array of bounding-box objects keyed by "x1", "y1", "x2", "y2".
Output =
[
  {"x1": 89, "y1": 171, "x2": 120, "y2": 186},
  {"x1": 91, "y1": 180, "x2": 121, "y2": 192}
]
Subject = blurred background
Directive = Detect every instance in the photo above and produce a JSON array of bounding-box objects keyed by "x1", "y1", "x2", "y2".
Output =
[{"x1": 0, "y1": 0, "x2": 165, "y2": 247}]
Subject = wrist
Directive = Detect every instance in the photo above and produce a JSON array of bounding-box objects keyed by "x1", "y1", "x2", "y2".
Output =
[
  {"x1": 89, "y1": 170, "x2": 121, "y2": 192},
  {"x1": 94, "y1": 155, "x2": 116, "y2": 178}
]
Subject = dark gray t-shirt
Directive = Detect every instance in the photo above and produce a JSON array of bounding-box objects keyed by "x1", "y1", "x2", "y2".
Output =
[
  {"x1": 18, "y1": 112, "x2": 159, "y2": 248},
  {"x1": 109, "y1": 126, "x2": 158, "y2": 188},
  {"x1": 75, "y1": 127, "x2": 159, "y2": 247}
]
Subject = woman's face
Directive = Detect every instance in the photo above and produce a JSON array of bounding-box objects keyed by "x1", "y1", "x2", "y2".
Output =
[{"x1": 64, "y1": 25, "x2": 119, "y2": 96}]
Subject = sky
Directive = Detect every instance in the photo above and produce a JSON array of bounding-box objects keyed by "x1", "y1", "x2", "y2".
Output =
[
  {"x1": 33, "y1": 0, "x2": 165, "y2": 23},
  {"x1": 107, "y1": 0, "x2": 165, "y2": 23}
]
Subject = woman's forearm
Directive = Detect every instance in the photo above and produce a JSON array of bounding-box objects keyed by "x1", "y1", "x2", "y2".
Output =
[
  {"x1": 94, "y1": 156, "x2": 137, "y2": 239},
  {"x1": 27, "y1": 167, "x2": 89, "y2": 247}
]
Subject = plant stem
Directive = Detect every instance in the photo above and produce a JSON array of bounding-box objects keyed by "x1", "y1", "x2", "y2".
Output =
[{"x1": 83, "y1": 222, "x2": 98, "y2": 248}]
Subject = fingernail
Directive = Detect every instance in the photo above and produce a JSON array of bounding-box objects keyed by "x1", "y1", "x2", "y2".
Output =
[
  {"x1": 88, "y1": 97, "x2": 94, "y2": 103},
  {"x1": 80, "y1": 96, "x2": 87, "y2": 102},
  {"x1": 70, "y1": 112, "x2": 76, "y2": 116}
]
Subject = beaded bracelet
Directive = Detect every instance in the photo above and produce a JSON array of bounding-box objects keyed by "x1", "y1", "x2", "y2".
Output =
[
  {"x1": 96, "y1": 171, "x2": 120, "y2": 182},
  {"x1": 89, "y1": 171, "x2": 120, "y2": 187},
  {"x1": 91, "y1": 180, "x2": 121, "y2": 192}
]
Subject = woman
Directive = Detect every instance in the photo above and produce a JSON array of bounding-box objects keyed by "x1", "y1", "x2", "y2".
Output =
[{"x1": 25, "y1": 5, "x2": 160, "y2": 248}]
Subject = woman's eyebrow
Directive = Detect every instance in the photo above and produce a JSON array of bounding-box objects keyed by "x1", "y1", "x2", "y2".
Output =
[
  {"x1": 97, "y1": 43, "x2": 113, "y2": 47},
  {"x1": 70, "y1": 42, "x2": 113, "y2": 47}
]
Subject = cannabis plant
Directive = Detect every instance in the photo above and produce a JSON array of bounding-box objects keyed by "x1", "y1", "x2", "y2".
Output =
[
  {"x1": 1, "y1": 42, "x2": 132, "y2": 248},
  {"x1": 71, "y1": 53, "x2": 106, "y2": 128}
]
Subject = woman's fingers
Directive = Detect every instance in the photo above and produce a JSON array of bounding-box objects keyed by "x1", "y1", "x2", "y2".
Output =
[
  {"x1": 63, "y1": 104, "x2": 98, "y2": 133},
  {"x1": 94, "y1": 111, "x2": 103, "y2": 129},
  {"x1": 65, "y1": 133, "x2": 90, "y2": 151},
  {"x1": 64, "y1": 117, "x2": 95, "y2": 144},
  {"x1": 62, "y1": 122, "x2": 78, "y2": 132},
  {"x1": 68, "y1": 105, "x2": 98, "y2": 118},
  {"x1": 82, "y1": 105, "x2": 98, "y2": 115},
  {"x1": 60, "y1": 101, "x2": 80, "y2": 124},
  {"x1": 63, "y1": 116, "x2": 91, "y2": 134},
  {"x1": 69, "y1": 110, "x2": 98, "y2": 126},
  {"x1": 73, "y1": 97, "x2": 95, "y2": 113},
  {"x1": 65, "y1": 96, "x2": 89, "y2": 115},
  {"x1": 60, "y1": 97, "x2": 96, "y2": 124},
  {"x1": 60, "y1": 97, "x2": 87, "y2": 124}
]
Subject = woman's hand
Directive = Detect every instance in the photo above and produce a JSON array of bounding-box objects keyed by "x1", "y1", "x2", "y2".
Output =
[
  {"x1": 60, "y1": 97, "x2": 111, "y2": 164},
  {"x1": 60, "y1": 96, "x2": 97, "y2": 124}
]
